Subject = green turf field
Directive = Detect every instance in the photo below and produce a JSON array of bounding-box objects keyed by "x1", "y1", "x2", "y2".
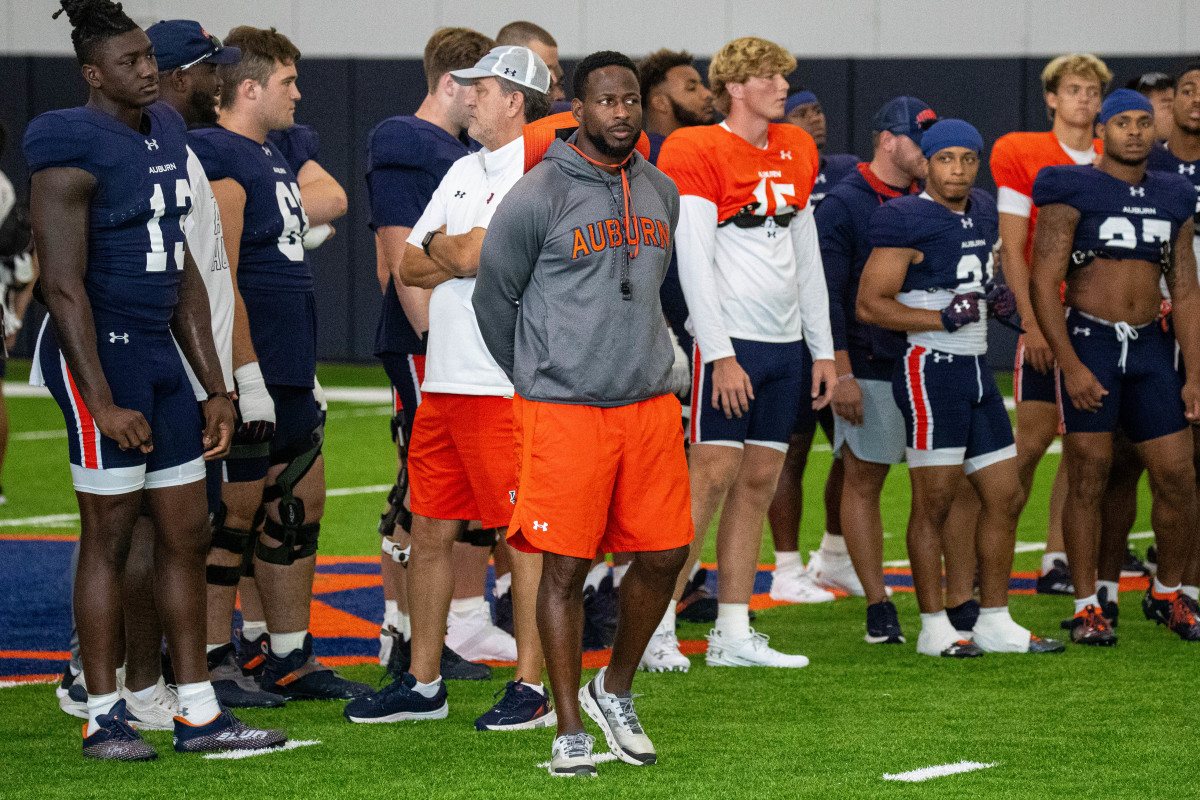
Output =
[{"x1": 2, "y1": 361, "x2": 1194, "y2": 799}]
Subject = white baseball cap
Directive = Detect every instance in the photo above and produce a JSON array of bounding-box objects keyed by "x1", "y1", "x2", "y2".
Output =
[{"x1": 450, "y1": 45, "x2": 550, "y2": 95}]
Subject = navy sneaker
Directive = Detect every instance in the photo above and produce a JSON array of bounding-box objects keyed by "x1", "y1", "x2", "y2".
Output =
[
  {"x1": 864, "y1": 600, "x2": 905, "y2": 644},
  {"x1": 582, "y1": 575, "x2": 619, "y2": 649},
  {"x1": 261, "y1": 633, "x2": 372, "y2": 700},
  {"x1": 82, "y1": 699, "x2": 157, "y2": 761},
  {"x1": 676, "y1": 568, "x2": 718, "y2": 624},
  {"x1": 493, "y1": 587, "x2": 515, "y2": 636},
  {"x1": 385, "y1": 639, "x2": 491, "y2": 682},
  {"x1": 1036, "y1": 560, "x2": 1074, "y2": 595},
  {"x1": 474, "y1": 681, "x2": 556, "y2": 731},
  {"x1": 173, "y1": 709, "x2": 286, "y2": 753},
  {"x1": 344, "y1": 672, "x2": 448, "y2": 723},
  {"x1": 208, "y1": 642, "x2": 285, "y2": 709},
  {"x1": 236, "y1": 630, "x2": 269, "y2": 679},
  {"x1": 946, "y1": 599, "x2": 980, "y2": 634}
]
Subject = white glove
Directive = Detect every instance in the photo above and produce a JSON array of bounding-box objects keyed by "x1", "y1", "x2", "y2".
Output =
[
  {"x1": 313, "y1": 375, "x2": 328, "y2": 412},
  {"x1": 234, "y1": 362, "x2": 275, "y2": 425},
  {"x1": 668, "y1": 327, "x2": 691, "y2": 399},
  {"x1": 303, "y1": 223, "x2": 334, "y2": 250}
]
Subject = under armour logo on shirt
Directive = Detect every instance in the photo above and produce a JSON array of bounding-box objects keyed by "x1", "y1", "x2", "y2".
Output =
[
  {"x1": 815, "y1": 173, "x2": 826, "y2": 184},
  {"x1": 532, "y1": 521, "x2": 548, "y2": 531},
  {"x1": 454, "y1": 190, "x2": 466, "y2": 198},
  {"x1": 933, "y1": 352, "x2": 954, "y2": 363},
  {"x1": 109, "y1": 332, "x2": 129, "y2": 344},
  {"x1": 1130, "y1": 186, "x2": 1146, "y2": 197},
  {"x1": 962, "y1": 218, "x2": 974, "y2": 229},
  {"x1": 780, "y1": 151, "x2": 792, "y2": 160},
  {"x1": 1073, "y1": 326, "x2": 1091, "y2": 336},
  {"x1": 145, "y1": 139, "x2": 159, "y2": 151},
  {"x1": 767, "y1": 229, "x2": 777, "y2": 238},
  {"x1": 1181, "y1": 164, "x2": 1196, "y2": 175}
]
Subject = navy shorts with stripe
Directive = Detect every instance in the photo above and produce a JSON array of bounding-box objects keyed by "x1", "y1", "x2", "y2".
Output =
[
  {"x1": 1014, "y1": 333, "x2": 1059, "y2": 404},
  {"x1": 1060, "y1": 309, "x2": 1185, "y2": 443},
  {"x1": 690, "y1": 338, "x2": 805, "y2": 450},
  {"x1": 792, "y1": 341, "x2": 835, "y2": 441},
  {"x1": 892, "y1": 344, "x2": 1015, "y2": 473}
]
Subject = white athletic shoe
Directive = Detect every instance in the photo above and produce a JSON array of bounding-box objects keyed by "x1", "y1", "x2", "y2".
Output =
[
  {"x1": 56, "y1": 669, "x2": 88, "y2": 719},
  {"x1": 580, "y1": 667, "x2": 657, "y2": 766},
  {"x1": 122, "y1": 677, "x2": 181, "y2": 731},
  {"x1": 705, "y1": 628, "x2": 809, "y2": 668},
  {"x1": 638, "y1": 628, "x2": 690, "y2": 673},
  {"x1": 445, "y1": 605, "x2": 518, "y2": 662},
  {"x1": 769, "y1": 563, "x2": 836, "y2": 604},
  {"x1": 807, "y1": 548, "x2": 892, "y2": 597},
  {"x1": 549, "y1": 731, "x2": 597, "y2": 777}
]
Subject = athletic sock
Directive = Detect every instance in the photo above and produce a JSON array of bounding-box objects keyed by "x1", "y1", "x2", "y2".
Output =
[
  {"x1": 775, "y1": 551, "x2": 801, "y2": 572},
  {"x1": 1096, "y1": 580, "x2": 1120, "y2": 604},
  {"x1": 412, "y1": 677, "x2": 442, "y2": 698},
  {"x1": 1152, "y1": 577, "x2": 1181, "y2": 599},
  {"x1": 397, "y1": 612, "x2": 411, "y2": 640},
  {"x1": 919, "y1": 610, "x2": 958, "y2": 645},
  {"x1": 1074, "y1": 594, "x2": 1099, "y2": 615},
  {"x1": 131, "y1": 683, "x2": 157, "y2": 701},
  {"x1": 519, "y1": 680, "x2": 545, "y2": 695},
  {"x1": 658, "y1": 606, "x2": 677, "y2": 634},
  {"x1": 612, "y1": 562, "x2": 631, "y2": 588},
  {"x1": 819, "y1": 532, "x2": 848, "y2": 557},
  {"x1": 1182, "y1": 586, "x2": 1200, "y2": 601},
  {"x1": 715, "y1": 603, "x2": 751, "y2": 640},
  {"x1": 384, "y1": 600, "x2": 400, "y2": 629},
  {"x1": 1042, "y1": 552, "x2": 1067, "y2": 574},
  {"x1": 270, "y1": 630, "x2": 307, "y2": 655},
  {"x1": 242, "y1": 620, "x2": 268, "y2": 641},
  {"x1": 177, "y1": 681, "x2": 220, "y2": 725},
  {"x1": 86, "y1": 690, "x2": 120, "y2": 736},
  {"x1": 448, "y1": 596, "x2": 487, "y2": 618},
  {"x1": 583, "y1": 561, "x2": 608, "y2": 593},
  {"x1": 493, "y1": 572, "x2": 512, "y2": 597}
]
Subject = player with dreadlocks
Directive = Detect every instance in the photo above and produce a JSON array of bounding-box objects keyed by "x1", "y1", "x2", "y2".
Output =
[{"x1": 26, "y1": 0, "x2": 285, "y2": 759}]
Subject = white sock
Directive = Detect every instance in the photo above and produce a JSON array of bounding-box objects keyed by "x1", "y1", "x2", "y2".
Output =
[
  {"x1": 242, "y1": 620, "x2": 268, "y2": 641},
  {"x1": 819, "y1": 532, "x2": 848, "y2": 557},
  {"x1": 1182, "y1": 586, "x2": 1200, "y2": 601},
  {"x1": 1096, "y1": 580, "x2": 1120, "y2": 604},
  {"x1": 384, "y1": 600, "x2": 400, "y2": 629},
  {"x1": 919, "y1": 611, "x2": 958, "y2": 648},
  {"x1": 270, "y1": 630, "x2": 307, "y2": 655},
  {"x1": 520, "y1": 680, "x2": 545, "y2": 694},
  {"x1": 658, "y1": 606, "x2": 677, "y2": 634},
  {"x1": 612, "y1": 562, "x2": 631, "y2": 588},
  {"x1": 131, "y1": 683, "x2": 157, "y2": 701},
  {"x1": 177, "y1": 681, "x2": 220, "y2": 724},
  {"x1": 205, "y1": 643, "x2": 226, "y2": 654},
  {"x1": 1042, "y1": 552, "x2": 1067, "y2": 574},
  {"x1": 412, "y1": 676, "x2": 441, "y2": 698},
  {"x1": 687, "y1": 561, "x2": 700, "y2": 580},
  {"x1": 449, "y1": 596, "x2": 487, "y2": 617},
  {"x1": 775, "y1": 551, "x2": 801, "y2": 572},
  {"x1": 1153, "y1": 577, "x2": 1181, "y2": 596},
  {"x1": 397, "y1": 612, "x2": 411, "y2": 640},
  {"x1": 1074, "y1": 594, "x2": 1099, "y2": 615},
  {"x1": 584, "y1": 561, "x2": 608, "y2": 592},
  {"x1": 715, "y1": 603, "x2": 751, "y2": 640},
  {"x1": 493, "y1": 572, "x2": 512, "y2": 597},
  {"x1": 86, "y1": 690, "x2": 120, "y2": 736}
]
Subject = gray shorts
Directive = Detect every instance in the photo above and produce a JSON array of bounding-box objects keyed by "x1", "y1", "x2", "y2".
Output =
[{"x1": 833, "y1": 378, "x2": 907, "y2": 465}]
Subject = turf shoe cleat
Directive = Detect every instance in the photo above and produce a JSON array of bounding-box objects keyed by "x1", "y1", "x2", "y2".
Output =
[
  {"x1": 172, "y1": 709, "x2": 286, "y2": 753},
  {"x1": 580, "y1": 667, "x2": 656, "y2": 766},
  {"x1": 582, "y1": 575, "x2": 620, "y2": 649},
  {"x1": 676, "y1": 568, "x2": 719, "y2": 624},
  {"x1": 261, "y1": 633, "x2": 373, "y2": 700},
  {"x1": 1121, "y1": 548, "x2": 1150, "y2": 578},
  {"x1": 705, "y1": 628, "x2": 809, "y2": 668},
  {"x1": 549, "y1": 732, "x2": 597, "y2": 777},
  {"x1": 82, "y1": 699, "x2": 157, "y2": 761},
  {"x1": 343, "y1": 673, "x2": 449, "y2": 723},
  {"x1": 474, "y1": 681, "x2": 556, "y2": 731},
  {"x1": 57, "y1": 669, "x2": 88, "y2": 720},
  {"x1": 445, "y1": 605, "x2": 518, "y2": 662},
  {"x1": 939, "y1": 640, "x2": 984, "y2": 658},
  {"x1": 917, "y1": 619, "x2": 982, "y2": 658},
  {"x1": 1027, "y1": 635, "x2": 1066, "y2": 653},
  {"x1": 236, "y1": 630, "x2": 269, "y2": 679},
  {"x1": 1144, "y1": 590, "x2": 1200, "y2": 641},
  {"x1": 769, "y1": 563, "x2": 836, "y2": 604},
  {"x1": 638, "y1": 627, "x2": 691, "y2": 672},
  {"x1": 122, "y1": 677, "x2": 181, "y2": 731},
  {"x1": 1069, "y1": 605, "x2": 1117, "y2": 646},
  {"x1": 1036, "y1": 560, "x2": 1074, "y2": 595},
  {"x1": 208, "y1": 643, "x2": 285, "y2": 709},
  {"x1": 864, "y1": 600, "x2": 905, "y2": 644}
]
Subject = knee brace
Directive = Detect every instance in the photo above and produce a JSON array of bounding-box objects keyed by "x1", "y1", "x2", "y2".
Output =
[
  {"x1": 258, "y1": 421, "x2": 324, "y2": 566},
  {"x1": 257, "y1": 517, "x2": 321, "y2": 565},
  {"x1": 457, "y1": 526, "x2": 498, "y2": 548},
  {"x1": 378, "y1": 473, "x2": 413, "y2": 538},
  {"x1": 206, "y1": 503, "x2": 256, "y2": 587}
]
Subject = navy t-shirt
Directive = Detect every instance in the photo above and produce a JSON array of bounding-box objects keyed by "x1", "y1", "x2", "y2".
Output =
[
  {"x1": 870, "y1": 189, "x2": 998, "y2": 292},
  {"x1": 1147, "y1": 143, "x2": 1200, "y2": 226},
  {"x1": 1032, "y1": 164, "x2": 1195, "y2": 266},
  {"x1": 365, "y1": 116, "x2": 467, "y2": 355},
  {"x1": 24, "y1": 102, "x2": 193, "y2": 330},
  {"x1": 267, "y1": 124, "x2": 320, "y2": 176},
  {"x1": 811, "y1": 152, "x2": 860, "y2": 209}
]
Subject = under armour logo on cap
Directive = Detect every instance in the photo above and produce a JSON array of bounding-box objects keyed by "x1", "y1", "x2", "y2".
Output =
[
  {"x1": 145, "y1": 139, "x2": 159, "y2": 151},
  {"x1": 1130, "y1": 186, "x2": 1146, "y2": 197},
  {"x1": 962, "y1": 218, "x2": 973, "y2": 229},
  {"x1": 109, "y1": 332, "x2": 129, "y2": 344}
]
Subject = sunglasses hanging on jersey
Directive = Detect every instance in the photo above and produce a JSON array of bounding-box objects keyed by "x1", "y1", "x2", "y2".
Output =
[{"x1": 718, "y1": 202, "x2": 797, "y2": 229}]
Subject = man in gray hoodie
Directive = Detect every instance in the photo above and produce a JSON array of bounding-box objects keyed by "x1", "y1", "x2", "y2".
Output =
[{"x1": 474, "y1": 51, "x2": 692, "y2": 778}]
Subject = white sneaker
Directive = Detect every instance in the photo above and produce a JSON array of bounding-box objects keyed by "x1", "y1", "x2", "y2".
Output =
[
  {"x1": 705, "y1": 628, "x2": 809, "y2": 668},
  {"x1": 122, "y1": 677, "x2": 180, "y2": 731},
  {"x1": 445, "y1": 605, "x2": 518, "y2": 662},
  {"x1": 579, "y1": 667, "x2": 656, "y2": 765},
  {"x1": 769, "y1": 564, "x2": 836, "y2": 604},
  {"x1": 56, "y1": 669, "x2": 88, "y2": 719},
  {"x1": 638, "y1": 627, "x2": 690, "y2": 673},
  {"x1": 807, "y1": 548, "x2": 892, "y2": 597},
  {"x1": 549, "y1": 731, "x2": 597, "y2": 777}
]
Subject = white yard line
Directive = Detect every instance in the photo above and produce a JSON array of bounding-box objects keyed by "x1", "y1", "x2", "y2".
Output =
[
  {"x1": 0, "y1": 513, "x2": 80, "y2": 528},
  {"x1": 12, "y1": 430, "x2": 67, "y2": 441},
  {"x1": 536, "y1": 752, "x2": 619, "y2": 770},
  {"x1": 326, "y1": 484, "x2": 392, "y2": 498},
  {"x1": 203, "y1": 739, "x2": 321, "y2": 760},
  {"x1": 0, "y1": 678, "x2": 58, "y2": 689},
  {"x1": 883, "y1": 760, "x2": 997, "y2": 782}
]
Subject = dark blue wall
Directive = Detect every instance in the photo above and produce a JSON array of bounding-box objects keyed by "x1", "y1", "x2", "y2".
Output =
[{"x1": 0, "y1": 54, "x2": 1185, "y2": 367}]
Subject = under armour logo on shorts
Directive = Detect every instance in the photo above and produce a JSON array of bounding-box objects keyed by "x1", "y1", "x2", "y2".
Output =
[
  {"x1": 780, "y1": 151, "x2": 792, "y2": 160},
  {"x1": 933, "y1": 352, "x2": 954, "y2": 363},
  {"x1": 1181, "y1": 164, "x2": 1196, "y2": 175},
  {"x1": 145, "y1": 139, "x2": 159, "y2": 151},
  {"x1": 532, "y1": 521, "x2": 548, "y2": 531},
  {"x1": 1130, "y1": 186, "x2": 1146, "y2": 197},
  {"x1": 1073, "y1": 326, "x2": 1091, "y2": 336},
  {"x1": 109, "y1": 332, "x2": 129, "y2": 344},
  {"x1": 961, "y1": 217, "x2": 973, "y2": 228}
]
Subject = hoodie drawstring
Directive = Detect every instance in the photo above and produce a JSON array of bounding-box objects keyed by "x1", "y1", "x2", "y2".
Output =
[{"x1": 567, "y1": 143, "x2": 638, "y2": 300}]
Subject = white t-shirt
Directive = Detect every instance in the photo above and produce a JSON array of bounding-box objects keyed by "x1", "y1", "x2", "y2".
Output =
[
  {"x1": 178, "y1": 147, "x2": 235, "y2": 400},
  {"x1": 406, "y1": 136, "x2": 524, "y2": 396}
]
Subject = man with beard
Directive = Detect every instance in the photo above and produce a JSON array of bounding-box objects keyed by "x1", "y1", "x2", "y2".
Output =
[
  {"x1": 474, "y1": 49, "x2": 690, "y2": 777},
  {"x1": 638, "y1": 49, "x2": 714, "y2": 163},
  {"x1": 1030, "y1": 89, "x2": 1200, "y2": 645}
]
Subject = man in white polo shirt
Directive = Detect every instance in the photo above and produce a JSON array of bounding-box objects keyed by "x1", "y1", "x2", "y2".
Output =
[{"x1": 344, "y1": 46, "x2": 555, "y2": 730}]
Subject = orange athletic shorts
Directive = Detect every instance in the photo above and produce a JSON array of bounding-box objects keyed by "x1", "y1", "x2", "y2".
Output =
[
  {"x1": 508, "y1": 393, "x2": 694, "y2": 559},
  {"x1": 408, "y1": 392, "x2": 515, "y2": 529}
]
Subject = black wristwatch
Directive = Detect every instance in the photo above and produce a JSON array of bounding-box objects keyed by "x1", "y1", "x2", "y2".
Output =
[{"x1": 422, "y1": 229, "x2": 441, "y2": 257}]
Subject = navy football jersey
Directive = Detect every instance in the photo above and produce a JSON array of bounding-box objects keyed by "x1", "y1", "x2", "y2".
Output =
[
  {"x1": 811, "y1": 153, "x2": 860, "y2": 208},
  {"x1": 267, "y1": 124, "x2": 320, "y2": 176},
  {"x1": 366, "y1": 116, "x2": 468, "y2": 355},
  {"x1": 189, "y1": 127, "x2": 311, "y2": 293},
  {"x1": 1031, "y1": 164, "x2": 1195, "y2": 268},
  {"x1": 870, "y1": 189, "x2": 998, "y2": 355},
  {"x1": 1147, "y1": 143, "x2": 1200, "y2": 224},
  {"x1": 23, "y1": 103, "x2": 194, "y2": 328}
]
